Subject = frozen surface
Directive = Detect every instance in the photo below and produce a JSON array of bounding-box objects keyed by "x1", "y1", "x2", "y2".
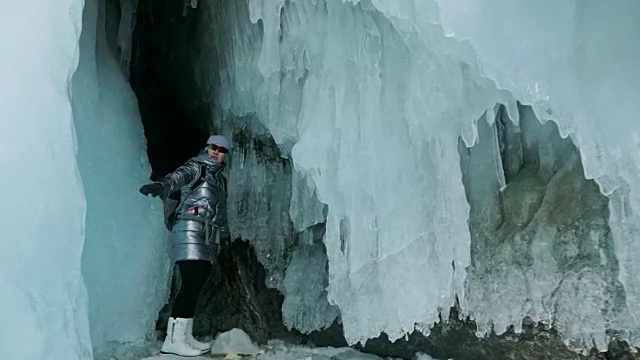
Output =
[
  {"x1": 257, "y1": 344, "x2": 385, "y2": 360},
  {"x1": 140, "y1": 343, "x2": 385, "y2": 360},
  {"x1": 71, "y1": 0, "x2": 170, "y2": 358},
  {"x1": 196, "y1": 0, "x2": 640, "y2": 350},
  {"x1": 139, "y1": 334, "x2": 384, "y2": 360},
  {"x1": 0, "y1": 1, "x2": 92, "y2": 360}
]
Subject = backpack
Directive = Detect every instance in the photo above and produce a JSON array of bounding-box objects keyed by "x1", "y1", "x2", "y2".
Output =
[{"x1": 162, "y1": 164, "x2": 207, "y2": 230}]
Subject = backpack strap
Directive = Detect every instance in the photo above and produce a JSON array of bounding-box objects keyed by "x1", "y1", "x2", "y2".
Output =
[{"x1": 189, "y1": 164, "x2": 207, "y2": 190}]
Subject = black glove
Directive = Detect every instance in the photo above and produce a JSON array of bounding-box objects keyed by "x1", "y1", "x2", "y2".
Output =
[{"x1": 139, "y1": 183, "x2": 164, "y2": 197}]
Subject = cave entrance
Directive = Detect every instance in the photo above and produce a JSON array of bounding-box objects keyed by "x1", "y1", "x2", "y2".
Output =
[
  {"x1": 129, "y1": 0, "x2": 211, "y2": 180},
  {"x1": 123, "y1": 0, "x2": 296, "y2": 344}
]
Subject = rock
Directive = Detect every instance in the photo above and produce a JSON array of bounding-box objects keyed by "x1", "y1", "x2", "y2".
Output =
[
  {"x1": 210, "y1": 328, "x2": 261, "y2": 356},
  {"x1": 140, "y1": 355, "x2": 211, "y2": 360}
]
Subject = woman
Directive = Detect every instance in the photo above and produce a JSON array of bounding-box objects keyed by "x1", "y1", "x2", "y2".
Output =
[{"x1": 139, "y1": 135, "x2": 232, "y2": 356}]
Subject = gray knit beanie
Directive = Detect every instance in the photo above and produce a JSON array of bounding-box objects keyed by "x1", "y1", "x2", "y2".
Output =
[{"x1": 206, "y1": 135, "x2": 233, "y2": 151}]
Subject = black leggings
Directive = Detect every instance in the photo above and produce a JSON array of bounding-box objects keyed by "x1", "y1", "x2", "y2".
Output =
[{"x1": 171, "y1": 260, "x2": 211, "y2": 318}]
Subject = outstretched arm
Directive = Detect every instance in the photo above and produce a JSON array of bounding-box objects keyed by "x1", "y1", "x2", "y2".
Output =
[{"x1": 155, "y1": 161, "x2": 201, "y2": 195}]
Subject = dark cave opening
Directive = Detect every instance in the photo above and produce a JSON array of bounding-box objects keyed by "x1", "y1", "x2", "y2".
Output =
[
  {"x1": 126, "y1": 0, "x2": 303, "y2": 348},
  {"x1": 129, "y1": 0, "x2": 210, "y2": 180}
]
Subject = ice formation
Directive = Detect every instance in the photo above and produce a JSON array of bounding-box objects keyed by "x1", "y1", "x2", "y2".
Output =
[
  {"x1": 0, "y1": 1, "x2": 91, "y2": 360},
  {"x1": 71, "y1": 0, "x2": 169, "y2": 358},
  {"x1": 2, "y1": 0, "x2": 640, "y2": 358},
  {"x1": 196, "y1": 0, "x2": 640, "y2": 349},
  {"x1": 201, "y1": 0, "x2": 479, "y2": 345},
  {"x1": 0, "y1": 0, "x2": 167, "y2": 359},
  {"x1": 435, "y1": 0, "x2": 640, "y2": 349},
  {"x1": 461, "y1": 104, "x2": 632, "y2": 350}
]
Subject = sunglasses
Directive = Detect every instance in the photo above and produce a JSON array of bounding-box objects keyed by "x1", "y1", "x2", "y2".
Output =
[{"x1": 209, "y1": 143, "x2": 229, "y2": 154}]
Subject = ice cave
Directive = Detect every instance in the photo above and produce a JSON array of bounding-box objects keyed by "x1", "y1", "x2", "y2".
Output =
[{"x1": 1, "y1": 0, "x2": 639, "y2": 359}]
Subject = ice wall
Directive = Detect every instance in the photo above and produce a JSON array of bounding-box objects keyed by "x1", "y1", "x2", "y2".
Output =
[
  {"x1": 193, "y1": 0, "x2": 640, "y2": 349},
  {"x1": 71, "y1": 0, "x2": 170, "y2": 358},
  {"x1": 0, "y1": 1, "x2": 92, "y2": 360},
  {"x1": 200, "y1": 0, "x2": 486, "y2": 344},
  {"x1": 434, "y1": 0, "x2": 640, "y2": 347},
  {"x1": 226, "y1": 129, "x2": 296, "y2": 291},
  {"x1": 462, "y1": 105, "x2": 631, "y2": 350}
]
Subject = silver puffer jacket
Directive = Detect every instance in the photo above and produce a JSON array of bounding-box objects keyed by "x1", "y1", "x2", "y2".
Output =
[{"x1": 156, "y1": 150, "x2": 230, "y2": 263}]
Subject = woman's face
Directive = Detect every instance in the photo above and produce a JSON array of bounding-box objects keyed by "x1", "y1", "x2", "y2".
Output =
[{"x1": 207, "y1": 144, "x2": 228, "y2": 163}]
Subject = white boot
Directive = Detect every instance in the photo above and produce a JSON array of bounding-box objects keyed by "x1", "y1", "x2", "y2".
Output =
[
  {"x1": 185, "y1": 318, "x2": 211, "y2": 352},
  {"x1": 160, "y1": 317, "x2": 204, "y2": 357}
]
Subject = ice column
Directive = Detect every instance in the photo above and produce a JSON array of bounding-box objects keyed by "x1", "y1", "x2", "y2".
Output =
[
  {"x1": 72, "y1": 0, "x2": 170, "y2": 357},
  {"x1": 0, "y1": 1, "x2": 92, "y2": 359}
]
